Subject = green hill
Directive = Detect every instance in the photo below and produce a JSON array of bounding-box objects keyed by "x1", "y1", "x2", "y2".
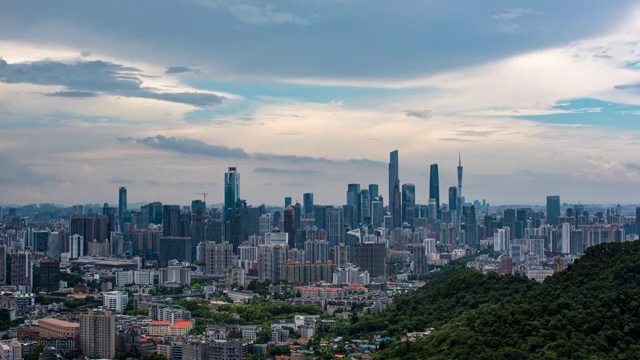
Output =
[{"x1": 351, "y1": 241, "x2": 640, "y2": 359}]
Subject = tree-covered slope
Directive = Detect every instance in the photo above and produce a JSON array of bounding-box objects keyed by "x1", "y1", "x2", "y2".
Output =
[
  {"x1": 373, "y1": 241, "x2": 640, "y2": 360},
  {"x1": 349, "y1": 266, "x2": 539, "y2": 338}
]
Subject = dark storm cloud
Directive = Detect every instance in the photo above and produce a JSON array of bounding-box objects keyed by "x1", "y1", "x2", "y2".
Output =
[
  {"x1": 0, "y1": 58, "x2": 224, "y2": 107},
  {"x1": 123, "y1": 135, "x2": 386, "y2": 167}
]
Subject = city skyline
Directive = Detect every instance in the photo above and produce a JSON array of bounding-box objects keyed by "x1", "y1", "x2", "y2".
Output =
[{"x1": 3, "y1": 2, "x2": 640, "y2": 205}]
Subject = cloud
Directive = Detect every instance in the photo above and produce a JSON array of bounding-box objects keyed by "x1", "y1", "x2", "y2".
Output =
[
  {"x1": 0, "y1": 58, "x2": 224, "y2": 107},
  {"x1": 454, "y1": 130, "x2": 498, "y2": 137},
  {"x1": 123, "y1": 135, "x2": 386, "y2": 167},
  {"x1": 47, "y1": 90, "x2": 99, "y2": 98},
  {"x1": 404, "y1": 109, "x2": 433, "y2": 119},
  {"x1": 491, "y1": 8, "x2": 542, "y2": 20},
  {"x1": 123, "y1": 135, "x2": 250, "y2": 159},
  {"x1": 0, "y1": 156, "x2": 58, "y2": 185},
  {"x1": 228, "y1": 3, "x2": 311, "y2": 25},
  {"x1": 109, "y1": 177, "x2": 134, "y2": 184},
  {"x1": 439, "y1": 138, "x2": 476, "y2": 143},
  {"x1": 255, "y1": 167, "x2": 316, "y2": 175},
  {"x1": 165, "y1": 66, "x2": 200, "y2": 74}
]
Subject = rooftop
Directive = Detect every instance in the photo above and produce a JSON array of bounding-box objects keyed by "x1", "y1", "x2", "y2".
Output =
[{"x1": 39, "y1": 318, "x2": 80, "y2": 328}]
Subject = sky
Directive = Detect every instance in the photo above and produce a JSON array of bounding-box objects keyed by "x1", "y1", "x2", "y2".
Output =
[{"x1": 2, "y1": 0, "x2": 640, "y2": 207}]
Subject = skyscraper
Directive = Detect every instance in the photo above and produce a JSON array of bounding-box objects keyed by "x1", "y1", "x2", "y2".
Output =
[
  {"x1": 80, "y1": 310, "x2": 115, "y2": 359},
  {"x1": 346, "y1": 184, "x2": 361, "y2": 227},
  {"x1": 190, "y1": 200, "x2": 206, "y2": 254},
  {"x1": 464, "y1": 205, "x2": 478, "y2": 248},
  {"x1": 326, "y1": 207, "x2": 343, "y2": 247},
  {"x1": 457, "y1": 153, "x2": 463, "y2": 198},
  {"x1": 118, "y1": 187, "x2": 127, "y2": 232},
  {"x1": 303, "y1": 193, "x2": 314, "y2": 214},
  {"x1": 368, "y1": 184, "x2": 379, "y2": 201},
  {"x1": 401, "y1": 184, "x2": 416, "y2": 224},
  {"x1": 158, "y1": 237, "x2": 192, "y2": 267},
  {"x1": 388, "y1": 150, "x2": 399, "y2": 206},
  {"x1": 162, "y1": 205, "x2": 181, "y2": 237},
  {"x1": 449, "y1": 186, "x2": 458, "y2": 212},
  {"x1": 429, "y1": 164, "x2": 440, "y2": 212},
  {"x1": 284, "y1": 205, "x2": 295, "y2": 249},
  {"x1": 39, "y1": 258, "x2": 60, "y2": 293},
  {"x1": 224, "y1": 167, "x2": 240, "y2": 222},
  {"x1": 547, "y1": 196, "x2": 561, "y2": 226},
  {"x1": 392, "y1": 183, "x2": 401, "y2": 229},
  {"x1": 284, "y1": 197, "x2": 292, "y2": 208},
  {"x1": 359, "y1": 188, "x2": 371, "y2": 225},
  {"x1": 11, "y1": 251, "x2": 32, "y2": 292}
]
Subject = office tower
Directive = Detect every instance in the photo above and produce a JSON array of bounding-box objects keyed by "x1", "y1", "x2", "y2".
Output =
[
  {"x1": 547, "y1": 196, "x2": 561, "y2": 227},
  {"x1": 190, "y1": 200, "x2": 206, "y2": 256},
  {"x1": 359, "y1": 189, "x2": 371, "y2": 225},
  {"x1": 204, "y1": 242, "x2": 233, "y2": 275},
  {"x1": 457, "y1": 153, "x2": 463, "y2": 199},
  {"x1": 371, "y1": 198, "x2": 384, "y2": 229},
  {"x1": 493, "y1": 228, "x2": 507, "y2": 252},
  {"x1": 102, "y1": 204, "x2": 117, "y2": 234},
  {"x1": 158, "y1": 237, "x2": 192, "y2": 268},
  {"x1": 401, "y1": 184, "x2": 416, "y2": 224},
  {"x1": 636, "y1": 207, "x2": 640, "y2": 235},
  {"x1": 448, "y1": 186, "x2": 458, "y2": 212},
  {"x1": 388, "y1": 150, "x2": 399, "y2": 205},
  {"x1": 80, "y1": 310, "x2": 115, "y2": 359},
  {"x1": 33, "y1": 230, "x2": 49, "y2": 253},
  {"x1": 11, "y1": 251, "x2": 32, "y2": 292},
  {"x1": 303, "y1": 193, "x2": 314, "y2": 214},
  {"x1": 464, "y1": 205, "x2": 478, "y2": 248},
  {"x1": 429, "y1": 164, "x2": 440, "y2": 212},
  {"x1": 391, "y1": 183, "x2": 401, "y2": 229},
  {"x1": 118, "y1": 187, "x2": 127, "y2": 232},
  {"x1": 284, "y1": 206, "x2": 295, "y2": 248},
  {"x1": 368, "y1": 184, "x2": 379, "y2": 202},
  {"x1": 346, "y1": 184, "x2": 361, "y2": 227},
  {"x1": 224, "y1": 167, "x2": 240, "y2": 222},
  {"x1": 0, "y1": 246, "x2": 5, "y2": 285},
  {"x1": 353, "y1": 243, "x2": 387, "y2": 278},
  {"x1": 326, "y1": 207, "x2": 343, "y2": 247},
  {"x1": 149, "y1": 202, "x2": 163, "y2": 225},
  {"x1": 205, "y1": 219, "x2": 224, "y2": 243},
  {"x1": 162, "y1": 205, "x2": 181, "y2": 237},
  {"x1": 39, "y1": 258, "x2": 60, "y2": 293},
  {"x1": 294, "y1": 202, "x2": 302, "y2": 231},
  {"x1": 227, "y1": 213, "x2": 243, "y2": 249},
  {"x1": 503, "y1": 209, "x2": 516, "y2": 233},
  {"x1": 284, "y1": 197, "x2": 292, "y2": 208},
  {"x1": 314, "y1": 206, "x2": 326, "y2": 230}
]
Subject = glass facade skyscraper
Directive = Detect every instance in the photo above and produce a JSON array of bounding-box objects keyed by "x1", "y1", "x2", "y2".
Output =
[
  {"x1": 429, "y1": 164, "x2": 440, "y2": 211},
  {"x1": 388, "y1": 150, "x2": 399, "y2": 206},
  {"x1": 224, "y1": 167, "x2": 240, "y2": 222}
]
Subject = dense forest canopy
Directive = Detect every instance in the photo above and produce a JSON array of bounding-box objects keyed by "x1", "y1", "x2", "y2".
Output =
[{"x1": 348, "y1": 241, "x2": 640, "y2": 359}]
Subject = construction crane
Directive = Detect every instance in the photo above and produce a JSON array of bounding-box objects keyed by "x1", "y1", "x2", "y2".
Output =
[{"x1": 195, "y1": 192, "x2": 209, "y2": 203}]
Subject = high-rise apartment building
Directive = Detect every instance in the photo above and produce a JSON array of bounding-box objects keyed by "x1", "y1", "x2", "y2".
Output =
[
  {"x1": 204, "y1": 242, "x2": 234, "y2": 275},
  {"x1": 80, "y1": 310, "x2": 115, "y2": 359},
  {"x1": 11, "y1": 251, "x2": 32, "y2": 292}
]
